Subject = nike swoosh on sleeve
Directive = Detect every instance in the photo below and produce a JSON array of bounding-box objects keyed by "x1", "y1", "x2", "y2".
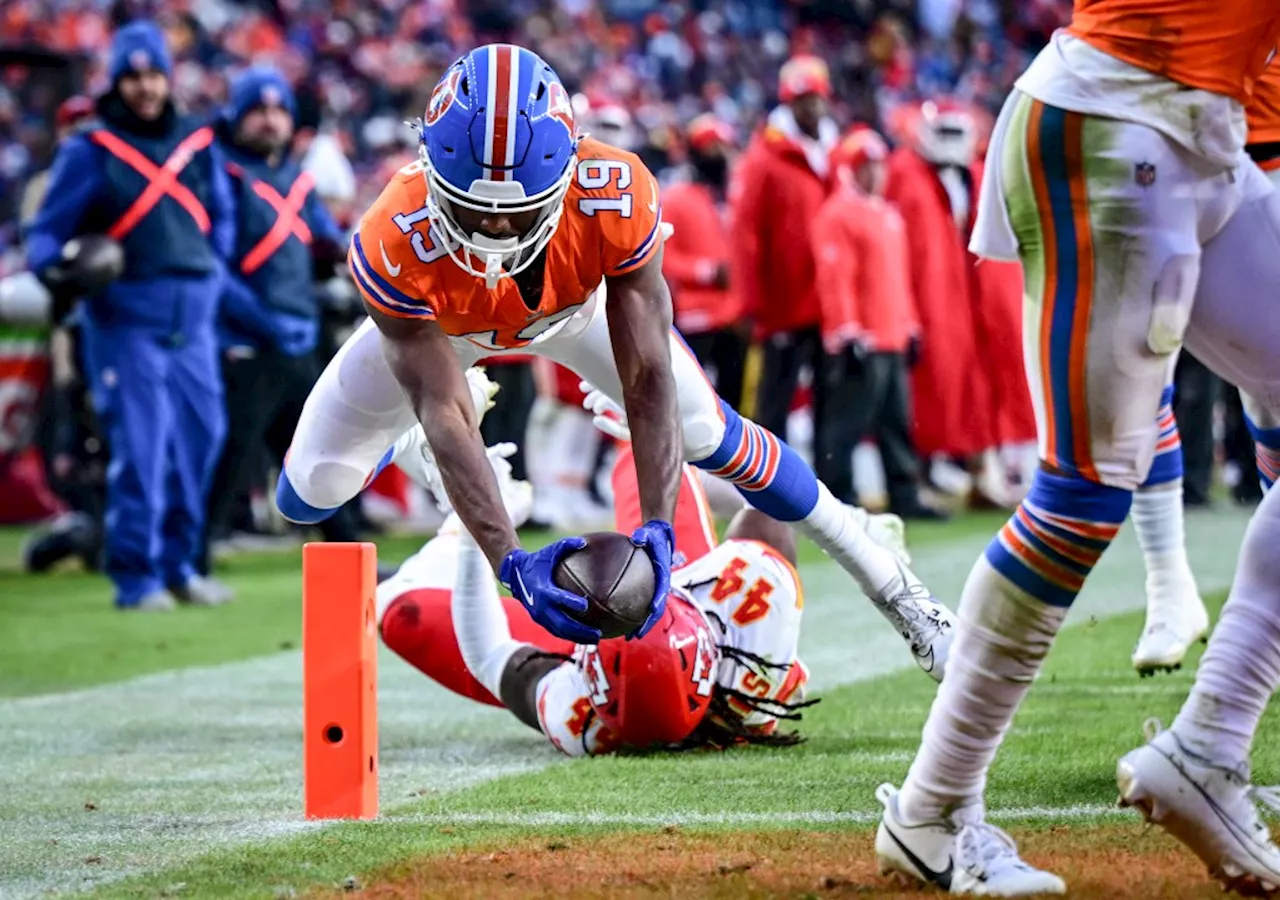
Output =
[{"x1": 380, "y1": 240, "x2": 402, "y2": 277}]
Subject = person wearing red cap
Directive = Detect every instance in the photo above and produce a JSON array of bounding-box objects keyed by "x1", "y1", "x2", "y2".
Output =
[
  {"x1": 661, "y1": 114, "x2": 746, "y2": 408},
  {"x1": 810, "y1": 127, "x2": 943, "y2": 521},
  {"x1": 731, "y1": 53, "x2": 839, "y2": 452}
]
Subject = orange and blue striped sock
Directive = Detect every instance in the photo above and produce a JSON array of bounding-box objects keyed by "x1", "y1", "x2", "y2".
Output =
[
  {"x1": 1142, "y1": 385, "x2": 1182, "y2": 488},
  {"x1": 695, "y1": 399, "x2": 819, "y2": 522},
  {"x1": 1246, "y1": 413, "x2": 1280, "y2": 493},
  {"x1": 986, "y1": 471, "x2": 1131, "y2": 608}
]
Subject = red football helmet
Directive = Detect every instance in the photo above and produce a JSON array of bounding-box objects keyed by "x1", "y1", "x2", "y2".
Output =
[{"x1": 577, "y1": 589, "x2": 719, "y2": 747}]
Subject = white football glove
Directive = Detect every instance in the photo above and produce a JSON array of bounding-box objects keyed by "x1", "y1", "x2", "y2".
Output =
[
  {"x1": 411, "y1": 438, "x2": 532, "y2": 529},
  {"x1": 579, "y1": 380, "x2": 631, "y2": 441}
]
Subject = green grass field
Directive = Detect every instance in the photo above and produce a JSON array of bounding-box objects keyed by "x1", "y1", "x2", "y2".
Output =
[{"x1": 2, "y1": 504, "x2": 1275, "y2": 900}]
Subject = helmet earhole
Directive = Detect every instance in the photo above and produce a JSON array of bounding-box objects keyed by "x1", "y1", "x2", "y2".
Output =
[
  {"x1": 460, "y1": 77, "x2": 470, "y2": 96},
  {"x1": 535, "y1": 81, "x2": 546, "y2": 101}
]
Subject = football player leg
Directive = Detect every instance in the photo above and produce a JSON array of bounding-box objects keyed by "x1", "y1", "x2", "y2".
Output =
[
  {"x1": 1118, "y1": 168, "x2": 1280, "y2": 892},
  {"x1": 543, "y1": 293, "x2": 955, "y2": 682},
  {"x1": 610, "y1": 444, "x2": 720, "y2": 564},
  {"x1": 274, "y1": 318, "x2": 492, "y2": 524},
  {"x1": 1131, "y1": 380, "x2": 1209, "y2": 676},
  {"x1": 1243, "y1": 393, "x2": 1280, "y2": 493},
  {"x1": 590, "y1": 386, "x2": 908, "y2": 567},
  {"x1": 879, "y1": 98, "x2": 1211, "y2": 896}
]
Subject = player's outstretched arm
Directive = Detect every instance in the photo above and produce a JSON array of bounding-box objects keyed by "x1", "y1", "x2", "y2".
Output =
[
  {"x1": 452, "y1": 530, "x2": 565, "y2": 732},
  {"x1": 605, "y1": 248, "x2": 682, "y2": 637},
  {"x1": 367, "y1": 303, "x2": 600, "y2": 644},
  {"x1": 366, "y1": 304, "x2": 520, "y2": 572},
  {"x1": 605, "y1": 247, "x2": 682, "y2": 527}
]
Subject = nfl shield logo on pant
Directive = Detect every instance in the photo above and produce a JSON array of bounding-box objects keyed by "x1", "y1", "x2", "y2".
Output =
[{"x1": 1135, "y1": 162, "x2": 1157, "y2": 187}]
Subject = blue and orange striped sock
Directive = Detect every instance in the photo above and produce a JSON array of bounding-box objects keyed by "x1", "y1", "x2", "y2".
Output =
[
  {"x1": 986, "y1": 470, "x2": 1132, "y2": 608},
  {"x1": 1142, "y1": 385, "x2": 1182, "y2": 488},
  {"x1": 694, "y1": 400, "x2": 907, "y2": 599},
  {"x1": 694, "y1": 399, "x2": 819, "y2": 522},
  {"x1": 1246, "y1": 412, "x2": 1280, "y2": 492}
]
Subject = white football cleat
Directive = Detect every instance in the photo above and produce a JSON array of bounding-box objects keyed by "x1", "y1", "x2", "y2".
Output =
[
  {"x1": 1132, "y1": 579, "x2": 1210, "y2": 676},
  {"x1": 875, "y1": 784, "x2": 1066, "y2": 896},
  {"x1": 874, "y1": 562, "x2": 954, "y2": 683},
  {"x1": 1117, "y1": 719, "x2": 1280, "y2": 894},
  {"x1": 850, "y1": 505, "x2": 910, "y2": 566}
]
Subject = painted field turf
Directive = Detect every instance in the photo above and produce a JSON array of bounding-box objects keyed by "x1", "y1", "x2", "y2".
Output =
[{"x1": 0, "y1": 504, "x2": 1272, "y2": 899}]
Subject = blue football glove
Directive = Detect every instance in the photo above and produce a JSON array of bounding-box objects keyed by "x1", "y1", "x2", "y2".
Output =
[
  {"x1": 499, "y1": 538, "x2": 602, "y2": 645},
  {"x1": 628, "y1": 519, "x2": 674, "y2": 639}
]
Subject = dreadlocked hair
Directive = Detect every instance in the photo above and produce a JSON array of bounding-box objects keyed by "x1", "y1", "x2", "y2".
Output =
[{"x1": 677, "y1": 612, "x2": 821, "y2": 750}]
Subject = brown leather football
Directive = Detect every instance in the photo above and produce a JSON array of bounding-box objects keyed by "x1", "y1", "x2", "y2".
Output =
[{"x1": 552, "y1": 532, "x2": 656, "y2": 639}]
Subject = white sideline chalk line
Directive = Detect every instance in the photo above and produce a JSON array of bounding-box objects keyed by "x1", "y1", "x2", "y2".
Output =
[{"x1": 377, "y1": 804, "x2": 1125, "y2": 828}]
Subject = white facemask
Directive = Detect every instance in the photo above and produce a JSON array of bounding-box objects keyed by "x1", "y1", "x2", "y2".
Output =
[{"x1": 469, "y1": 233, "x2": 520, "y2": 288}]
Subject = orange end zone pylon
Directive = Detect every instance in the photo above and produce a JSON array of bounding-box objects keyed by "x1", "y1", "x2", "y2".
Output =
[{"x1": 303, "y1": 542, "x2": 379, "y2": 819}]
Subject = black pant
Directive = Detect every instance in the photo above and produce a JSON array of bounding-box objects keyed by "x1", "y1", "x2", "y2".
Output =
[
  {"x1": 479, "y1": 362, "x2": 535, "y2": 482},
  {"x1": 818, "y1": 349, "x2": 920, "y2": 508},
  {"x1": 1222, "y1": 384, "x2": 1264, "y2": 502},
  {"x1": 1173, "y1": 352, "x2": 1219, "y2": 505},
  {"x1": 683, "y1": 328, "x2": 748, "y2": 410},
  {"x1": 754, "y1": 326, "x2": 828, "y2": 452},
  {"x1": 202, "y1": 348, "x2": 359, "y2": 569}
]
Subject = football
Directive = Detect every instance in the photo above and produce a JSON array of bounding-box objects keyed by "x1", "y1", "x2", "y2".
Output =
[{"x1": 553, "y1": 531, "x2": 656, "y2": 639}]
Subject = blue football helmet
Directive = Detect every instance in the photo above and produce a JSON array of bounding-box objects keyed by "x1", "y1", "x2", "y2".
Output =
[{"x1": 419, "y1": 44, "x2": 579, "y2": 288}]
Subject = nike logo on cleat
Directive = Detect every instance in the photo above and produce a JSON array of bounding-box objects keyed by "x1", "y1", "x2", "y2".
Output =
[{"x1": 885, "y1": 823, "x2": 954, "y2": 890}]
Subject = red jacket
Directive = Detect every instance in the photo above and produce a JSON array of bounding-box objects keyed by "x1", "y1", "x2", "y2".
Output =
[
  {"x1": 731, "y1": 126, "x2": 829, "y2": 337},
  {"x1": 661, "y1": 180, "x2": 743, "y2": 334},
  {"x1": 968, "y1": 161, "x2": 1036, "y2": 446},
  {"x1": 885, "y1": 148, "x2": 991, "y2": 458},
  {"x1": 810, "y1": 185, "x2": 919, "y2": 355}
]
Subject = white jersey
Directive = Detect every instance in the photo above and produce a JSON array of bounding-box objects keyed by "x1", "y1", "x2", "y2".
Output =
[
  {"x1": 673, "y1": 539, "x2": 808, "y2": 736},
  {"x1": 535, "y1": 538, "x2": 807, "y2": 756}
]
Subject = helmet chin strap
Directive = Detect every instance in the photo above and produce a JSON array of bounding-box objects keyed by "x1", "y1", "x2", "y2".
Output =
[{"x1": 470, "y1": 233, "x2": 520, "y2": 289}]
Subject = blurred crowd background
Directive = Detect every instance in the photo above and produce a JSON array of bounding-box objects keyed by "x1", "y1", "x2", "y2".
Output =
[
  {"x1": 2, "y1": 0, "x2": 1068, "y2": 263},
  {"x1": 0, "y1": 0, "x2": 1257, "y2": 608}
]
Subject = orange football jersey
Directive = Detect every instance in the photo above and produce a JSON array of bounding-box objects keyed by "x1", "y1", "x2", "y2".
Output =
[
  {"x1": 1248, "y1": 65, "x2": 1280, "y2": 149},
  {"x1": 348, "y1": 137, "x2": 663, "y2": 351},
  {"x1": 1066, "y1": 0, "x2": 1280, "y2": 104}
]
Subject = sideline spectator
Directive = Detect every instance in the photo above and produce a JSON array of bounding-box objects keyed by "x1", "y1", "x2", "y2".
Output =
[
  {"x1": 732, "y1": 54, "x2": 836, "y2": 451},
  {"x1": 661, "y1": 114, "x2": 745, "y2": 408},
  {"x1": 25, "y1": 22, "x2": 234, "y2": 611},
  {"x1": 203, "y1": 66, "x2": 358, "y2": 565},
  {"x1": 811, "y1": 125, "x2": 943, "y2": 519}
]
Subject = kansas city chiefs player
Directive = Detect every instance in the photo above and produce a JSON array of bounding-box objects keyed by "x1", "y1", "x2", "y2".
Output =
[
  {"x1": 379, "y1": 371, "x2": 914, "y2": 752},
  {"x1": 378, "y1": 441, "x2": 819, "y2": 752}
]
